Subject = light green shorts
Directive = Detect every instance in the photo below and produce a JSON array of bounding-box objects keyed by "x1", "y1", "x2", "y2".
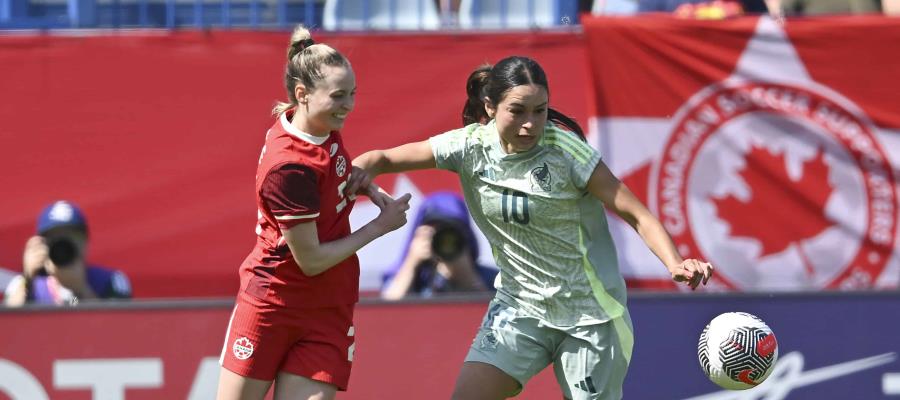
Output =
[{"x1": 465, "y1": 299, "x2": 633, "y2": 400}]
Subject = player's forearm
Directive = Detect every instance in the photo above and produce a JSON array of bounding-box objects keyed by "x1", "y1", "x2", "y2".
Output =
[
  {"x1": 354, "y1": 142, "x2": 436, "y2": 176},
  {"x1": 294, "y1": 223, "x2": 385, "y2": 276},
  {"x1": 634, "y1": 214, "x2": 684, "y2": 272},
  {"x1": 603, "y1": 179, "x2": 684, "y2": 272},
  {"x1": 353, "y1": 150, "x2": 389, "y2": 177}
]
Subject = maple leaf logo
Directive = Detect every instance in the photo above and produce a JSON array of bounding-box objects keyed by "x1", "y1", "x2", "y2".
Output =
[{"x1": 712, "y1": 146, "x2": 833, "y2": 274}]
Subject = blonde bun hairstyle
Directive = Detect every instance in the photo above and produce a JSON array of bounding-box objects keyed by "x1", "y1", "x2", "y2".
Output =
[{"x1": 273, "y1": 25, "x2": 351, "y2": 116}]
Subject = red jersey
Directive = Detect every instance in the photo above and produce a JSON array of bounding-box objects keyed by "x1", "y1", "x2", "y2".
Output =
[{"x1": 238, "y1": 109, "x2": 358, "y2": 308}]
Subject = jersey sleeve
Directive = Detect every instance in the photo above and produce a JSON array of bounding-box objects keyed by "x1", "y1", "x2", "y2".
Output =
[
  {"x1": 429, "y1": 125, "x2": 473, "y2": 173},
  {"x1": 560, "y1": 129, "x2": 602, "y2": 190},
  {"x1": 261, "y1": 164, "x2": 321, "y2": 229}
]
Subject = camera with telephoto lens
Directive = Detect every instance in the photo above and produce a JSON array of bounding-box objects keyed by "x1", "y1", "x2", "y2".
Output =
[
  {"x1": 427, "y1": 218, "x2": 466, "y2": 261},
  {"x1": 47, "y1": 237, "x2": 80, "y2": 267}
]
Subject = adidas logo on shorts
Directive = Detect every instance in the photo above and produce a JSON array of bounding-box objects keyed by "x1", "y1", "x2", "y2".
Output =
[{"x1": 574, "y1": 376, "x2": 598, "y2": 394}]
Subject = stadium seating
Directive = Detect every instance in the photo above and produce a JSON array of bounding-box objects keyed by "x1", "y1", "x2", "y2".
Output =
[
  {"x1": 0, "y1": 0, "x2": 587, "y2": 29},
  {"x1": 592, "y1": 0, "x2": 638, "y2": 15},
  {"x1": 458, "y1": 0, "x2": 559, "y2": 29},
  {"x1": 322, "y1": 0, "x2": 441, "y2": 30}
]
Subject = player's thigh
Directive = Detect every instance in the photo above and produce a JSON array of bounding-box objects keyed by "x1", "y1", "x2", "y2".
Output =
[
  {"x1": 553, "y1": 314, "x2": 633, "y2": 400},
  {"x1": 273, "y1": 371, "x2": 337, "y2": 400},
  {"x1": 460, "y1": 299, "x2": 556, "y2": 398},
  {"x1": 451, "y1": 361, "x2": 521, "y2": 400},
  {"x1": 216, "y1": 366, "x2": 272, "y2": 400},
  {"x1": 220, "y1": 301, "x2": 296, "y2": 381},
  {"x1": 280, "y1": 304, "x2": 355, "y2": 391}
]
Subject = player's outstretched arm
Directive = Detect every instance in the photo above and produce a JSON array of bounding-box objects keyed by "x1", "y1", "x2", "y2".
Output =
[
  {"x1": 282, "y1": 193, "x2": 412, "y2": 276},
  {"x1": 585, "y1": 160, "x2": 713, "y2": 289},
  {"x1": 352, "y1": 140, "x2": 437, "y2": 178}
]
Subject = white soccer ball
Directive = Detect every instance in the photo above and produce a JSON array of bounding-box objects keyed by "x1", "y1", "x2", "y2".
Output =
[{"x1": 697, "y1": 312, "x2": 779, "y2": 390}]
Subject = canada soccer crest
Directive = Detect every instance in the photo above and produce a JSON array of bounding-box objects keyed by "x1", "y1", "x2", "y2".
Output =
[
  {"x1": 645, "y1": 20, "x2": 898, "y2": 291},
  {"x1": 233, "y1": 337, "x2": 254, "y2": 360}
]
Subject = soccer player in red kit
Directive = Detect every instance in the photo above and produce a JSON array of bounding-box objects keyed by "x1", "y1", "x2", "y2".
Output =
[{"x1": 216, "y1": 25, "x2": 411, "y2": 400}]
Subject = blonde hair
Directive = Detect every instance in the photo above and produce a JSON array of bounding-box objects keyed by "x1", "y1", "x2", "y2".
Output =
[{"x1": 272, "y1": 25, "x2": 351, "y2": 116}]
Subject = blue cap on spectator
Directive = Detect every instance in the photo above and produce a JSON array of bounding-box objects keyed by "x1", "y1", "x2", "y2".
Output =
[{"x1": 37, "y1": 201, "x2": 88, "y2": 235}]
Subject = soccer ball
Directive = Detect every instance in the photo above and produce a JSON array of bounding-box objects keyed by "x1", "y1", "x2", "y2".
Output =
[{"x1": 697, "y1": 312, "x2": 778, "y2": 390}]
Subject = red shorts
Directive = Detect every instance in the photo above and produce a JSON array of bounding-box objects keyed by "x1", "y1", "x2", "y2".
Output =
[{"x1": 219, "y1": 296, "x2": 356, "y2": 390}]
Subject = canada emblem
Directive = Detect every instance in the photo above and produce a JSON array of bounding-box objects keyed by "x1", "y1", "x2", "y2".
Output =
[
  {"x1": 233, "y1": 337, "x2": 254, "y2": 360},
  {"x1": 647, "y1": 18, "x2": 897, "y2": 290}
]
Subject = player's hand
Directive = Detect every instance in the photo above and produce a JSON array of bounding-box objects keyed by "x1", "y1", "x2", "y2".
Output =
[
  {"x1": 365, "y1": 184, "x2": 392, "y2": 209},
  {"x1": 22, "y1": 235, "x2": 49, "y2": 278},
  {"x1": 669, "y1": 259, "x2": 714, "y2": 290},
  {"x1": 344, "y1": 166, "x2": 373, "y2": 199},
  {"x1": 372, "y1": 193, "x2": 411, "y2": 234}
]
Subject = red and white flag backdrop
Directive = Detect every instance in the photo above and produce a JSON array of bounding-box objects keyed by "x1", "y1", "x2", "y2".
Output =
[{"x1": 582, "y1": 15, "x2": 900, "y2": 291}]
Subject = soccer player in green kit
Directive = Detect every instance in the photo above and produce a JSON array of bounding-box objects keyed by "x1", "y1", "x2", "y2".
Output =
[{"x1": 352, "y1": 56, "x2": 714, "y2": 400}]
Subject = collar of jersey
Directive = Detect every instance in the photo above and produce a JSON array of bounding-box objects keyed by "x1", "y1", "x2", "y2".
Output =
[{"x1": 280, "y1": 112, "x2": 330, "y2": 145}]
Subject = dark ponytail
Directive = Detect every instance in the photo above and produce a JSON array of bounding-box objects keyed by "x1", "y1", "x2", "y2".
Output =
[
  {"x1": 548, "y1": 109, "x2": 584, "y2": 139},
  {"x1": 462, "y1": 64, "x2": 492, "y2": 126},
  {"x1": 460, "y1": 56, "x2": 585, "y2": 141}
]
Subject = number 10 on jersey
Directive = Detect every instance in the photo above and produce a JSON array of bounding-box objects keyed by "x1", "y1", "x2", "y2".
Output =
[{"x1": 501, "y1": 189, "x2": 529, "y2": 225}]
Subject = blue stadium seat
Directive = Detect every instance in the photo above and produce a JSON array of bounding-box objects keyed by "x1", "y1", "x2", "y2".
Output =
[
  {"x1": 323, "y1": 0, "x2": 441, "y2": 30},
  {"x1": 459, "y1": 0, "x2": 572, "y2": 29},
  {"x1": 592, "y1": 0, "x2": 638, "y2": 15}
]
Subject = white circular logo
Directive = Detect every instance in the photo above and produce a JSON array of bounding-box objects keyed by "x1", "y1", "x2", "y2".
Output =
[
  {"x1": 651, "y1": 81, "x2": 897, "y2": 290},
  {"x1": 335, "y1": 155, "x2": 347, "y2": 177},
  {"x1": 232, "y1": 337, "x2": 254, "y2": 360}
]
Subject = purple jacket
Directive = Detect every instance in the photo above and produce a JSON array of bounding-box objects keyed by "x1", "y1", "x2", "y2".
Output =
[
  {"x1": 381, "y1": 192, "x2": 497, "y2": 296},
  {"x1": 18, "y1": 265, "x2": 131, "y2": 305}
]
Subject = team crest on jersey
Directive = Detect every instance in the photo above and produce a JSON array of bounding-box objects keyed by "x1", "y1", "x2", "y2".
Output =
[
  {"x1": 530, "y1": 162, "x2": 552, "y2": 192},
  {"x1": 329, "y1": 142, "x2": 339, "y2": 156},
  {"x1": 233, "y1": 337, "x2": 254, "y2": 360},
  {"x1": 335, "y1": 155, "x2": 347, "y2": 177}
]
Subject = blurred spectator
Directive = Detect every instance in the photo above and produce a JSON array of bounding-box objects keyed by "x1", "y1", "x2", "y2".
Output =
[
  {"x1": 641, "y1": 0, "x2": 769, "y2": 17},
  {"x1": 381, "y1": 192, "x2": 497, "y2": 300},
  {"x1": 773, "y1": 0, "x2": 881, "y2": 15},
  {"x1": 4, "y1": 201, "x2": 131, "y2": 307},
  {"x1": 0, "y1": 267, "x2": 15, "y2": 303},
  {"x1": 588, "y1": 0, "x2": 769, "y2": 17}
]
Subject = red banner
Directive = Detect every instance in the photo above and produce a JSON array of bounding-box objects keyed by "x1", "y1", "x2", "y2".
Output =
[
  {"x1": 0, "y1": 31, "x2": 590, "y2": 297},
  {"x1": 0, "y1": 300, "x2": 561, "y2": 400},
  {"x1": 582, "y1": 15, "x2": 900, "y2": 290},
  {"x1": 4, "y1": 294, "x2": 899, "y2": 399}
]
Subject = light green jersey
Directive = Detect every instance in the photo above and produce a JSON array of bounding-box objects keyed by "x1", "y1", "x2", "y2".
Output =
[{"x1": 430, "y1": 120, "x2": 627, "y2": 327}]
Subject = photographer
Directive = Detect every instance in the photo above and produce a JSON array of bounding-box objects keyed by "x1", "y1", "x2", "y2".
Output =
[
  {"x1": 381, "y1": 192, "x2": 497, "y2": 300},
  {"x1": 4, "y1": 201, "x2": 131, "y2": 307}
]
